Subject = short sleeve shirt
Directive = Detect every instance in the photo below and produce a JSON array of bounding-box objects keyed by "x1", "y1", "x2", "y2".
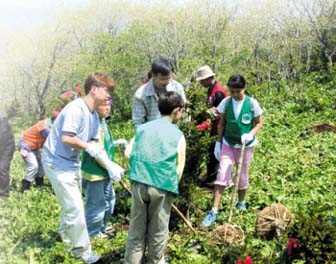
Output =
[
  {"x1": 42, "y1": 98, "x2": 99, "y2": 170},
  {"x1": 216, "y1": 96, "x2": 263, "y2": 148}
]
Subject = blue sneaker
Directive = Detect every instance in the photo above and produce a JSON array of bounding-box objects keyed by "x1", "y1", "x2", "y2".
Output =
[
  {"x1": 202, "y1": 210, "x2": 217, "y2": 227},
  {"x1": 236, "y1": 201, "x2": 247, "y2": 211}
]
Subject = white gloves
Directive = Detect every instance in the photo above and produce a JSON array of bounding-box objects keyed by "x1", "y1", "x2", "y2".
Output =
[
  {"x1": 214, "y1": 141, "x2": 222, "y2": 161},
  {"x1": 94, "y1": 151, "x2": 125, "y2": 182},
  {"x1": 85, "y1": 143, "x2": 125, "y2": 182},
  {"x1": 85, "y1": 143, "x2": 103, "y2": 157},
  {"x1": 113, "y1": 138, "x2": 128, "y2": 147},
  {"x1": 241, "y1": 133, "x2": 254, "y2": 144},
  {"x1": 207, "y1": 107, "x2": 219, "y2": 119},
  {"x1": 106, "y1": 160, "x2": 125, "y2": 182}
]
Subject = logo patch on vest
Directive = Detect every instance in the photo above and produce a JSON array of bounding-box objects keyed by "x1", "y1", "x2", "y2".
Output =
[{"x1": 241, "y1": 113, "x2": 252, "y2": 124}]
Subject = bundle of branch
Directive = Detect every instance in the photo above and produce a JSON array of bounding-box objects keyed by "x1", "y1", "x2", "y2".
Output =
[
  {"x1": 255, "y1": 203, "x2": 293, "y2": 239},
  {"x1": 211, "y1": 224, "x2": 245, "y2": 245}
]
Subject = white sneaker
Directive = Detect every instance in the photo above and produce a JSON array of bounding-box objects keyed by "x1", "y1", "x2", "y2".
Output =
[
  {"x1": 158, "y1": 255, "x2": 168, "y2": 264},
  {"x1": 93, "y1": 232, "x2": 108, "y2": 239},
  {"x1": 58, "y1": 231, "x2": 71, "y2": 244},
  {"x1": 81, "y1": 252, "x2": 101, "y2": 264}
]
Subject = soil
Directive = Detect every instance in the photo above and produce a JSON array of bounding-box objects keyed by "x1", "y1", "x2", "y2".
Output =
[{"x1": 299, "y1": 123, "x2": 336, "y2": 138}]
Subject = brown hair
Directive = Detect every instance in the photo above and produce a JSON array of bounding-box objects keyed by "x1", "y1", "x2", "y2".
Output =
[{"x1": 84, "y1": 73, "x2": 115, "y2": 95}]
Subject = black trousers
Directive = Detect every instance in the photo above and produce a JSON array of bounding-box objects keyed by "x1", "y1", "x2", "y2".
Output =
[{"x1": 205, "y1": 141, "x2": 219, "y2": 183}]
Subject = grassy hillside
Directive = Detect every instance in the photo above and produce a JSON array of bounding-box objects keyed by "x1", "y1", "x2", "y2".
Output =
[{"x1": 1, "y1": 75, "x2": 335, "y2": 263}]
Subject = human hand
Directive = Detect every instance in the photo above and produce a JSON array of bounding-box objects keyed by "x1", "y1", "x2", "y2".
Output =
[
  {"x1": 241, "y1": 133, "x2": 253, "y2": 144},
  {"x1": 107, "y1": 162, "x2": 125, "y2": 182},
  {"x1": 20, "y1": 148, "x2": 29, "y2": 158},
  {"x1": 85, "y1": 142, "x2": 103, "y2": 157},
  {"x1": 214, "y1": 141, "x2": 222, "y2": 161},
  {"x1": 207, "y1": 107, "x2": 219, "y2": 119}
]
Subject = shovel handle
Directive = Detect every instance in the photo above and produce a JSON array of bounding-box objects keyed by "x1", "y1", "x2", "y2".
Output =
[
  {"x1": 228, "y1": 143, "x2": 246, "y2": 223},
  {"x1": 119, "y1": 180, "x2": 197, "y2": 234}
]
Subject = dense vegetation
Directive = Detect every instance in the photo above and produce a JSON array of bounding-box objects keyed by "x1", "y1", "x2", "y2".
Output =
[
  {"x1": 1, "y1": 72, "x2": 335, "y2": 263},
  {"x1": 0, "y1": 0, "x2": 335, "y2": 263}
]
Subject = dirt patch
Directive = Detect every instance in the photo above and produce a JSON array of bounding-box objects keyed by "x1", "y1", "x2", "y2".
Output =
[{"x1": 299, "y1": 123, "x2": 336, "y2": 138}]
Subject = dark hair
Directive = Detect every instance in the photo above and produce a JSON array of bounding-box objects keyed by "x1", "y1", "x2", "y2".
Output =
[
  {"x1": 227, "y1": 75, "x2": 246, "y2": 89},
  {"x1": 151, "y1": 57, "x2": 173, "y2": 76},
  {"x1": 158, "y1": 91, "x2": 184, "y2": 115},
  {"x1": 84, "y1": 72, "x2": 115, "y2": 95}
]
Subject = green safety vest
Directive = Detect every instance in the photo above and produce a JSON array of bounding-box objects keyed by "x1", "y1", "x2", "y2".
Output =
[
  {"x1": 81, "y1": 119, "x2": 114, "y2": 180},
  {"x1": 224, "y1": 96, "x2": 254, "y2": 146},
  {"x1": 128, "y1": 117, "x2": 183, "y2": 194}
]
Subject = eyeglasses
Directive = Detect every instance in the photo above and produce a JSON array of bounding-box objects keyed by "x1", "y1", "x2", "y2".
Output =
[{"x1": 97, "y1": 86, "x2": 113, "y2": 96}]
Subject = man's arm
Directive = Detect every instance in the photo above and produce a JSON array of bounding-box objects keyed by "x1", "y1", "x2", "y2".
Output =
[
  {"x1": 132, "y1": 97, "x2": 146, "y2": 129},
  {"x1": 212, "y1": 91, "x2": 225, "y2": 108},
  {"x1": 61, "y1": 134, "x2": 90, "y2": 150},
  {"x1": 176, "y1": 136, "x2": 186, "y2": 181}
]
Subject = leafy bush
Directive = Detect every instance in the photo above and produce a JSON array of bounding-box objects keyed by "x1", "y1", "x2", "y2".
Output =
[{"x1": 286, "y1": 207, "x2": 336, "y2": 263}]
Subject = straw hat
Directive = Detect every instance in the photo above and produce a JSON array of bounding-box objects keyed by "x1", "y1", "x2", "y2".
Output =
[{"x1": 195, "y1": 65, "x2": 215, "y2": 81}]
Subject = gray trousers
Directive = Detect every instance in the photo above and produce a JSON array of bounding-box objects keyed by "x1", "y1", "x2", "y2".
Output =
[
  {"x1": 21, "y1": 150, "x2": 44, "y2": 182},
  {"x1": 125, "y1": 182, "x2": 174, "y2": 264},
  {"x1": 0, "y1": 157, "x2": 12, "y2": 196}
]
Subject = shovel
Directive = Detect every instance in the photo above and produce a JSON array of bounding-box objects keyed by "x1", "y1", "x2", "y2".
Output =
[{"x1": 212, "y1": 143, "x2": 246, "y2": 245}]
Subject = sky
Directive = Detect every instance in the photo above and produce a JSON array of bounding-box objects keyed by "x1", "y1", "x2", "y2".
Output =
[{"x1": 0, "y1": 0, "x2": 92, "y2": 31}]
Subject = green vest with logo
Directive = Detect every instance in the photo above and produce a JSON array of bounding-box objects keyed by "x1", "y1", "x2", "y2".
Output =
[
  {"x1": 224, "y1": 96, "x2": 254, "y2": 146},
  {"x1": 81, "y1": 119, "x2": 114, "y2": 180},
  {"x1": 128, "y1": 117, "x2": 182, "y2": 194}
]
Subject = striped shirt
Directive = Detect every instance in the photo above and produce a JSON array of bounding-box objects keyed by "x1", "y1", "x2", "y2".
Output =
[{"x1": 132, "y1": 79, "x2": 186, "y2": 129}]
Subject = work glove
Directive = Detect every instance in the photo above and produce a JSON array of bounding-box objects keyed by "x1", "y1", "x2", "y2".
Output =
[
  {"x1": 85, "y1": 142, "x2": 103, "y2": 158},
  {"x1": 113, "y1": 138, "x2": 128, "y2": 147},
  {"x1": 94, "y1": 151, "x2": 125, "y2": 182},
  {"x1": 241, "y1": 133, "x2": 254, "y2": 144},
  {"x1": 196, "y1": 121, "x2": 210, "y2": 132},
  {"x1": 207, "y1": 107, "x2": 219, "y2": 119},
  {"x1": 214, "y1": 141, "x2": 222, "y2": 161}
]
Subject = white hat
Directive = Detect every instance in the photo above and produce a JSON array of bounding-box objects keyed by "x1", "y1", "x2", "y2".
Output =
[{"x1": 195, "y1": 65, "x2": 215, "y2": 81}]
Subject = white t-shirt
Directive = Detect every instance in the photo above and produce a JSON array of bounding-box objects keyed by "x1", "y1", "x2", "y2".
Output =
[{"x1": 216, "y1": 96, "x2": 263, "y2": 148}]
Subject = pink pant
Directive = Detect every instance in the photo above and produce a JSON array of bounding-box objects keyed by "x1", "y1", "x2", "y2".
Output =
[{"x1": 214, "y1": 144, "x2": 254, "y2": 190}]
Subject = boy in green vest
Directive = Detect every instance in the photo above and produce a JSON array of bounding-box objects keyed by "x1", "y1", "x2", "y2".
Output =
[
  {"x1": 124, "y1": 91, "x2": 186, "y2": 264},
  {"x1": 81, "y1": 99, "x2": 127, "y2": 238},
  {"x1": 202, "y1": 75, "x2": 263, "y2": 227}
]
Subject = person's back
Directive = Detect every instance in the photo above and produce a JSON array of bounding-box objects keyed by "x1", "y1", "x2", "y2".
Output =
[
  {"x1": 129, "y1": 117, "x2": 183, "y2": 194},
  {"x1": 21, "y1": 118, "x2": 51, "y2": 150},
  {"x1": 125, "y1": 91, "x2": 186, "y2": 264}
]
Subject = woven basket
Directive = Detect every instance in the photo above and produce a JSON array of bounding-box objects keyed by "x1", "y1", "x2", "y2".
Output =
[
  {"x1": 255, "y1": 203, "x2": 293, "y2": 238},
  {"x1": 211, "y1": 223, "x2": 245, "y2": 245}
]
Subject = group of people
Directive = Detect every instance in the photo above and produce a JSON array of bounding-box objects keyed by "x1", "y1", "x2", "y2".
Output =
[{"x1": 0, "y1": 56, "x2": 263, "y2": 264}]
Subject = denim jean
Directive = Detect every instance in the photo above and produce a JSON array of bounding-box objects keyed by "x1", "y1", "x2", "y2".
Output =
[{"x1": 82, "y1": 178, "x2": 116, "y2": 237}]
